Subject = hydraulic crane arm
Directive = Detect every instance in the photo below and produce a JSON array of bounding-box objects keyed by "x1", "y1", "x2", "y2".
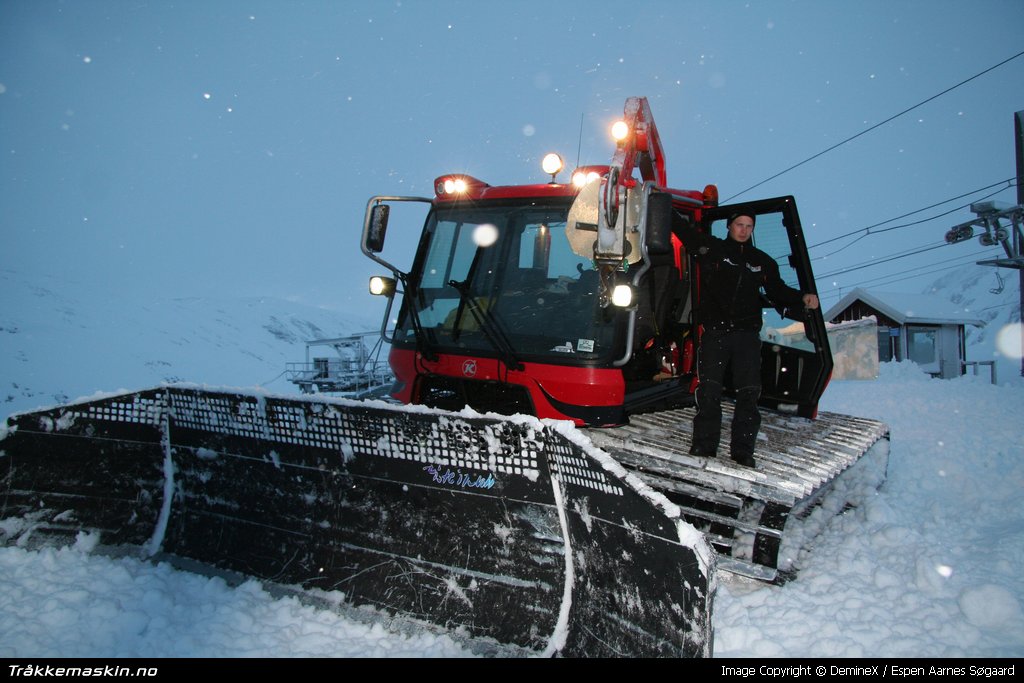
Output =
[
  {"x1": 595, "y1": 97, "x2": 669, "y2": 298},
  {"x1": 610, "y1": 96, "x2": 667, "y2": 189}
]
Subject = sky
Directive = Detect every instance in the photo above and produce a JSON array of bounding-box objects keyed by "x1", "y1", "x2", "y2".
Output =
[
  {"x1": 2, "y1": 0, "x2": 1022, "y2": 313},
  {"x1": 2, "y1": 362, "x2": 1022, "y2": 658}
]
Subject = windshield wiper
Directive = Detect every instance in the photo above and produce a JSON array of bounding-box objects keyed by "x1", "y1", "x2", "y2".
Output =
[
  {"x1": 447, "y1": 277, "x2": 524, "y2": 372},
  {"x1": 399, "y1": 273, "x2": 437, "y2": 361}
]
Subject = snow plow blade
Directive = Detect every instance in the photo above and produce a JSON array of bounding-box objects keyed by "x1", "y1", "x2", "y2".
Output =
[
  {"x1": 0, "y1": 386, "x2": 714, "y2": 658},
  {"x1": 584, "y1": 404, "x2": 890, "y2": 582}
]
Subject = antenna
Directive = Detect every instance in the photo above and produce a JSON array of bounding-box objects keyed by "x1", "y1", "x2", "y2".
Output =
[{"x1": 575, "y1": 112, "x2": 583, "y2": 168}]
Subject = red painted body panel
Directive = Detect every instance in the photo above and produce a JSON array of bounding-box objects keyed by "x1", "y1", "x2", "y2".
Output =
[
  {"x1": 388, "y1": 347, "x2": 625, "y2": 424},
  {"x1": 431, "y1": 177, "x2": 704, "y2": 205},
  {"x1": 434, "y1": 182, "x2": 578, "y2": 202}
]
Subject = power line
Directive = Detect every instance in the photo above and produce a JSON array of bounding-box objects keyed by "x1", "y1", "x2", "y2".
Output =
[
  {"x1": 830, "y1": 249, "x2": 997, "y2": 288},
  {"x1": 810, "y1": 184, "x2": 1014, "y2": 261},
  {"x1": 815, "y1": 240, "x2": 951, "y2": 279},
  {"x1": 808, "y1": 178, "x2": 1016, "y2": 252},
  {"x1": 818, "y1": 249, "x2": 1002, "y2": 300},
  {"x1": 722, "y1": 51, "x2": 1024, "y2": 203},
  {"x1": 820, "y1": 262, "x2": 977, "y2": 304}
]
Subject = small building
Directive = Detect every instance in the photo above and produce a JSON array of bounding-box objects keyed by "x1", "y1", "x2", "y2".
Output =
[{"x1": 823, "y1": 288, "x2": 985, "y2": 379}]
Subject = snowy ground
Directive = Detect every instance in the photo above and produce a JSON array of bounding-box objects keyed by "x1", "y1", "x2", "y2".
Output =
[
  {"x1": 715, "y1": 362, "x2": 1024, "y2": 658},
  {"x1": 2, "y1": 362, "x2": 1022, "y2": 658}
]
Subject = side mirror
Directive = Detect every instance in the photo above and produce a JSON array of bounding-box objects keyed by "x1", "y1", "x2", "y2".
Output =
[
  {"x1": 365, "y1": 204, "x2": 390, "y2": 253},
  {"x1": 645, "y1": 191, "x2": 673, "y2": 256}
]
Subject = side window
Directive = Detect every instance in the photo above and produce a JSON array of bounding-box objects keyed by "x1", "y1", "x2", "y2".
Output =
[
  {"x1": 415, "y1": 219, "x2": 492, "y2": 333},
  {"x1": 707, "y1": 217, "x2": 729, "y2": 241},
  {"x1": 708, "y1": 213, "x2": 799, "y2": 287},
  {"x1": 749, "y1": 213, "x2": 800, "y2": 289},
  {"x1": 752, "y1": 213, "x2": 811, "y2": 351},
  {"x1": 422, "y1": 220, "x2": 477, "y2": 289}
]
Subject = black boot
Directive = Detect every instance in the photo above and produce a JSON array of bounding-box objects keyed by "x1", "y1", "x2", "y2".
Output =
[{"x1": 731, "y1": 451, "x2": 756, "y2": 468}]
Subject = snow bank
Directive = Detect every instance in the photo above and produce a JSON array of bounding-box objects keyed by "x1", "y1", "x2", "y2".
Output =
[
  {"x1": 0, "y1": 545, "x2": 477, "y2": 658},
  {"x1": 2, "y1": 364, "x2": 1022, "y2": 658},
  {"x1": 715, "y1": 365, "x2": 1024, "y2": 657}
]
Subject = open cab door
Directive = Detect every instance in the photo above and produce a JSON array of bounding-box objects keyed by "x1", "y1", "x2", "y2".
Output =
[{"x1": 702, "y1": 196, "x2": 831, "y2": 418}]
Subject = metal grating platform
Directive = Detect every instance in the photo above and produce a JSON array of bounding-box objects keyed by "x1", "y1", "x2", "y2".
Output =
[{"x1": 582, "y1": 403, "x2": 890, "y2": 581}]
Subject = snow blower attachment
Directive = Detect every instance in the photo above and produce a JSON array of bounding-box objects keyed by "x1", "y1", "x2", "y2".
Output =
[{"x1": 0, "y1": 386, "x2": 714, "y2": 658}]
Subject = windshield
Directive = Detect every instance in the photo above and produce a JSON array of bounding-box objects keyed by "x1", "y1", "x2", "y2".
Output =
[{"x1": 395, "y1": 202, "x2": 619, "y2": 363}]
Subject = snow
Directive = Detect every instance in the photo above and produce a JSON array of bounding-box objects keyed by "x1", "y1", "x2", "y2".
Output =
[
  {"x1": 825, "y1": 316, "x2": 880, "y2": 380},
  {"x1": 825, "y1": 288, "x2": 988, "y2": 327},
  {"x1": 540, "y1": 475, "x2": 574, "y2": 658},
  {"x1": 714, "y1": 362, "x2": 1024, "y2": 658},
  {"x1": 2, "y1": 360, "x2": 1022, "y2": 657},
  {"x1": 2, "y1": 264, "x2": 1023, "y2": 657},
  {"x1": 923, "y1": 264, "x2": 1023, "y2": 382},
  {"x1": 0, "y1": 537, "x2": 474, "y2": 658},
  {"x1": 1, "y1": 260, "x2": 1022, "y2": 659}
]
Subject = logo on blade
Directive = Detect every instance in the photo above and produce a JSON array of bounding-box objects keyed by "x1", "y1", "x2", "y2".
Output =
[{"x1": 462, "y1": 359, "x2": 477, "y2": 377}]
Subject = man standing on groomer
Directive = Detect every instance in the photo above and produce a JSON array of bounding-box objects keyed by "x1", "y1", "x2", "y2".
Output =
[{"x1": 679, "y1": 212, "x2": 819, "y2": 467}]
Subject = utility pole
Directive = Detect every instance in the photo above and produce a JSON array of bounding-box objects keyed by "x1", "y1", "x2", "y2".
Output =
[
  {"x1": 1018, "y1": 110, "x2": 1024, "y2": 379},
  {"x1": 944, "y1": 110, "x2": 1024, "y2": 378}
]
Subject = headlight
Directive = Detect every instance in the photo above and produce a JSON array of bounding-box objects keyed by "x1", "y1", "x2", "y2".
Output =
[
  {"x1": 611, "y1": 284, "x2": 633, "y2": 307},
  {"x1": 369, "y1": 276, "x2": 396, "y2": 296}
]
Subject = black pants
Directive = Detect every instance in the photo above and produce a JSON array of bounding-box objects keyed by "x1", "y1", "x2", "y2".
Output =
[{"x1": 692, "y1": 329, "x2": 762, "y2": 459}]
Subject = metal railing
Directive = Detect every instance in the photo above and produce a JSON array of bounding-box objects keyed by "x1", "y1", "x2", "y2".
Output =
[
  {"x1": 962, "y1": 360, "x2": 997, "y2": 385},
  {"x1": 286, "y1": 332, "x2": 395, "y2": 396}
]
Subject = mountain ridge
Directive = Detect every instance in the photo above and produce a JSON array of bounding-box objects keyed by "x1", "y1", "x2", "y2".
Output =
[{"x1": 0, "y1": 268, "x2": 383, "y2": 415}]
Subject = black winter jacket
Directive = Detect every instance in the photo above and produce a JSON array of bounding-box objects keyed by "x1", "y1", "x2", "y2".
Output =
[{"x1": 679, "y1": 228, "x2": 806, "y2": 332}]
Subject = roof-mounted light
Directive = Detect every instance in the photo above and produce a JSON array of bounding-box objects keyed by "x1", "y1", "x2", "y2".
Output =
[
  {"x1": 570, "y1": 164, "x2": 610, "y2": 189},
  {"x1": 702, "y1": 184, "x2": 719, "y2": 207},
  {"x1": 434, "y1": 174, "x2": 489, "y2": 198},
  {"x1": 541, "y1": 153, "x2": 564, "y2": 181},
  {"x1": 572, "y1": 170, "x2": 601, "y2": 188},
  {"x1": 443, "y1": 178, "x2": 466, "y2": 194},
  {"x1": 611, "y1": 120, "x2": 630, "y2": 142}
]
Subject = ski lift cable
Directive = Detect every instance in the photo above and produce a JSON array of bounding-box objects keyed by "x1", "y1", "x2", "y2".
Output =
[
  {"x1": 722, "y1": 50, "x2": 1024, "y2": 203},
  {"x1": 258, "y1": 369, "x2": 287, "y2": 387}
]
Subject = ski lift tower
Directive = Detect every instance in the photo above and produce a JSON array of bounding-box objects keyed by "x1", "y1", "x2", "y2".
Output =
[
  {"x1": 944, "y1": 111, "x2": 1024, "y2": 377},
  {"x1": 285, "y1": 332, "x2": 394, "y2": 397}
]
